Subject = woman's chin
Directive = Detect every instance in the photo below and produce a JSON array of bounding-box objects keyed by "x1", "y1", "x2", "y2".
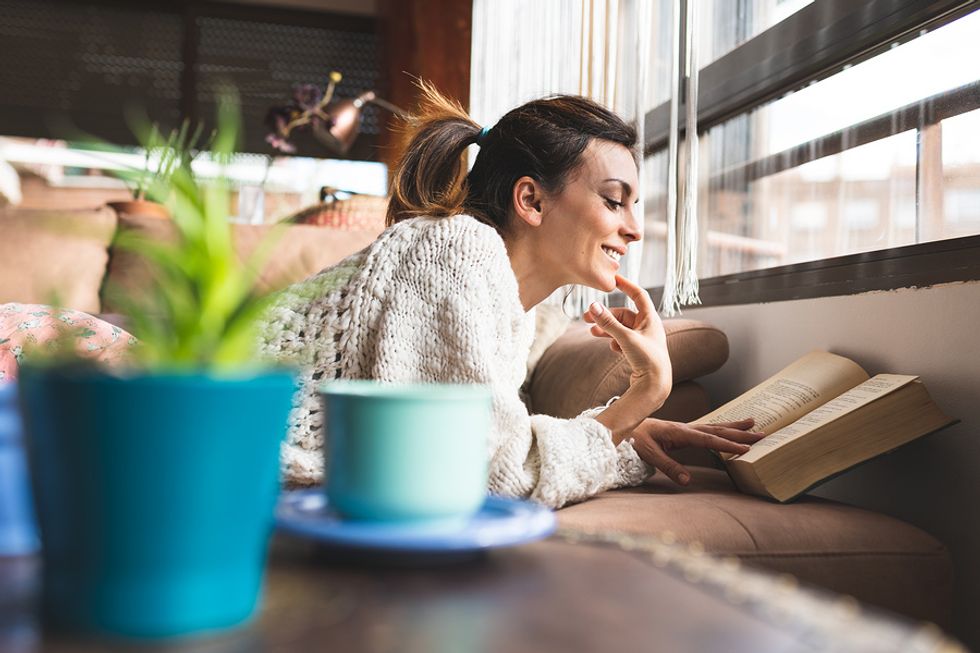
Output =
[{"x1": 587, "y1": 275, "x2": 618, "y2": 293}]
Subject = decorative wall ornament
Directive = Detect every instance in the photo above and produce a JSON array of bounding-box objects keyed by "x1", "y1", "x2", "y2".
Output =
[{"x1": 265, "y1": 72, "x2": 406, "y2": 156}]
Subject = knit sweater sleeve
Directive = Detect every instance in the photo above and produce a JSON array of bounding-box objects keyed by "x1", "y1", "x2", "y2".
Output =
[{"x1": 364, "y1": 216, "x2": 651, "y2": 508}]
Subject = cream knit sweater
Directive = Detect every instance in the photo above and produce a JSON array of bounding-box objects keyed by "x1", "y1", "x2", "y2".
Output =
[{"x1": 257, "y1": 214, "x2": 652, "y2": 508}]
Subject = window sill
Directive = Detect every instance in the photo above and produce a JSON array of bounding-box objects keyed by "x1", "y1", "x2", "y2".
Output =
[{"x1": 639, "y1": 235, "x2": 980, "y2": 307}]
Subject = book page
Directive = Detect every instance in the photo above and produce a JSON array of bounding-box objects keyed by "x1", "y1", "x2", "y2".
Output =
[
  {"x1": 737, "y1": 374, "x2": 919, "y2": 463},
  {"x1": 694, "y1": 351, "x2": 869, "y2": 434}
]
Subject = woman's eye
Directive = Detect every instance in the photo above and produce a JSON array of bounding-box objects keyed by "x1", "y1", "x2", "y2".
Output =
[{"x1": 604, "y1": 197, "x2": 624, "y2": 210}]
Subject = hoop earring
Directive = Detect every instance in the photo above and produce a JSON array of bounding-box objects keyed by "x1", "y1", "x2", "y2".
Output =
[
  {"x1": 559, "y1": 285, "x2": 608, "y2": 319},
  {"x1": 560, "y1": 286, "x2": 577, "y2": 318}
]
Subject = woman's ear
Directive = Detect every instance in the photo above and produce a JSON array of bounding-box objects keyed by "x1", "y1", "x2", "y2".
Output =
[{"x1": 511, "y1": 176, "x2": 544, "y2": 227}]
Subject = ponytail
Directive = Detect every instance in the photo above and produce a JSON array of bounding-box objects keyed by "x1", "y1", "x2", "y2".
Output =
[
  {"x1": 386, "y1": 80, "x2": 481, "y2": 227},
  {"x1": 387, "y1": 80, "x2": 637, "y2": 233}
]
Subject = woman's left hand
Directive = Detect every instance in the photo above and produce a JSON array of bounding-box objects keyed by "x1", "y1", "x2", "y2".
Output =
[{"x1": 624, "y1": 417, "x2": 766, "y2": 486}]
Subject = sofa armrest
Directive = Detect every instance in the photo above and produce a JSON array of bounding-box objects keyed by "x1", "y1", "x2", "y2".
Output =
[{"x1": 527, "y1": 319, "x2": 728, "y2": 419}]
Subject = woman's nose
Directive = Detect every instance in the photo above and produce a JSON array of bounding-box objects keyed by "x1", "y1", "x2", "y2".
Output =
[{"x1": 621, "y1": 210, "x2": 642, "y2": 243}]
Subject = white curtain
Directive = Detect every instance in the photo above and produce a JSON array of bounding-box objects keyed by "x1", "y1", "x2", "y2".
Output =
[
  {"x1": 659, "y1": 0, "x2": 701, "y2": 316},
  {"x1": 470, "y1": 0, "x2": 705, "y2": 317},
  {"x1": 470, "y1": 0, "x2": 651, "y2": 315}
]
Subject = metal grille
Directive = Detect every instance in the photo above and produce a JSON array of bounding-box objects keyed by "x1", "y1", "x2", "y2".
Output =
[
  {"x1": 194, "y1": 14, "x2": 380, "y2": 156},
  {"x1": 0, "y1": 0, "x2": 380, "y2": 159},
  {"x1": 0, "y1": 0, "x2": 183, "y2": 143}
]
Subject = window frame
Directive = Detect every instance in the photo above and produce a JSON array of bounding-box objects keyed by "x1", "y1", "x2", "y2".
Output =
[{"x1": 641, "y1": 0, "x2": 980, "y2": 305}]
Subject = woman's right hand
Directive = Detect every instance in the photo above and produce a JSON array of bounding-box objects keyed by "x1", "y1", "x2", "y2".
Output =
[
  {"x1": 583, "y1": 274, "x2": 672, "y2": 399},
  {"x1": 626, "y1": 418, "x2": 765, "y2": 484}
]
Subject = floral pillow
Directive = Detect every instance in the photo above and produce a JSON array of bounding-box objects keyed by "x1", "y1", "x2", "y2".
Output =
[{"x1": 0, "y1": 303, "x2": 136, "y2": 383}]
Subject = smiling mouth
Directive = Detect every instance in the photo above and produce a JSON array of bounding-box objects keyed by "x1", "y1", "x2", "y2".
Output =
[{"x1": 601, "y1": 246, "x2": 622, "y2": 262}]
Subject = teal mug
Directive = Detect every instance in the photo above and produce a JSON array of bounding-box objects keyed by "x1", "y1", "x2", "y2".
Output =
[{"x1": 320, "y1": 381, "x2": 492, "y2": 524}]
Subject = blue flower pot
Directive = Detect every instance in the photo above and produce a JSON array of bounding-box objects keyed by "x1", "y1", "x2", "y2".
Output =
[
  {"x1": 0, "y1": 382, "x2": 39, "y2": 556},
  {"x1": 17, "y1": 367, "x2": 294, "y2": 639}
]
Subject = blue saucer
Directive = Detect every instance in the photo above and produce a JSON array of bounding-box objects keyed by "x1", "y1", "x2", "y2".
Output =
[{"x1": 275, "y1": 489, "x2": 556, "y2": 556}]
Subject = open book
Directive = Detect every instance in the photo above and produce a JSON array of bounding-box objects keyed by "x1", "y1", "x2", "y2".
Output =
[{"x1": 695, "y1": 351, "x2": 955, "y2": 502}]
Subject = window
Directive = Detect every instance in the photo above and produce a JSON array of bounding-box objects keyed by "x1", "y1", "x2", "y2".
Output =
[
  {"x1": 0, "y1": 137, "x2": 387, "y2": 223},
  {"x1": 698, "y1": 0, "x2": 813, "y2": 65},
  {"x1": 640, "y1": 0, "x2": 980, "y2": 302},
  {"x1": 941, "y1": 109, "x2": 980, "y2": 232}
]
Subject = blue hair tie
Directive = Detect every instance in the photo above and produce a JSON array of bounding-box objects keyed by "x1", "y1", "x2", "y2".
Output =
[{"x1": 476, "y1": 126, "x2": 490, "y2": 146}]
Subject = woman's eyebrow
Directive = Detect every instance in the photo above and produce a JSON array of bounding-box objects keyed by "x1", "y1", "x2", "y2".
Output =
[{"x1": 601, "y1": 178, "x2": 634, "y2": 200}]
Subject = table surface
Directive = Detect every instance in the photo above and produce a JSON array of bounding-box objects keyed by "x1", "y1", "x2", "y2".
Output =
[{"x1": 0, "y1": 529, "x2": 965, "y2": 653}]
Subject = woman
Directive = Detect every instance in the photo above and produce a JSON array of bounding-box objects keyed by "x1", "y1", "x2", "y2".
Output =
[{"x1": 259, "y1": 83, "x2": 763, "y2": 508}]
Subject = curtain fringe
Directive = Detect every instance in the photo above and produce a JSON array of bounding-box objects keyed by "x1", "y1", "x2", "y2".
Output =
[{"x1": 661, "y1": 0, "x2": 701, "y2": 316}]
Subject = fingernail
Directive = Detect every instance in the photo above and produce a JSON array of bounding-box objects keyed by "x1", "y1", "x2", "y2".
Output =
[
  {"x1": 679, "y1": 473, "x2": 690, "y2": 484},
  {"x1": 589, "y1": 301, "x2": 603, "y2": 316}
]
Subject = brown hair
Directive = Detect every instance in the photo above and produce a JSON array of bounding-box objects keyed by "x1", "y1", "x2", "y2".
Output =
[{"x1": 385, "y1": 80, "x2": 638, "y2": 232}]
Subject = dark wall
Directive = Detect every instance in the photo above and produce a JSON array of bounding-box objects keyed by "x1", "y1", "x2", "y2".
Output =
[{"x1": 0, "y1": 0, "x2": 381, "y2": 160}]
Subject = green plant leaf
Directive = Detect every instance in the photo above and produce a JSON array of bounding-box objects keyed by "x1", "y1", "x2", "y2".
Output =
[{"x1": 89, "y1": 89, "x2": 283, "y2": 373}]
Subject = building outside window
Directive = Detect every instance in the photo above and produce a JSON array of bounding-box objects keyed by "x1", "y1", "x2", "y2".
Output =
[{"x1": 640, "y1": 0, "x2": 980, "y2": 297}]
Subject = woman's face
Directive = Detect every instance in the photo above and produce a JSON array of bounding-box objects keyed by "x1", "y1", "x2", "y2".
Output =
[{"x1": 538, "y1": 140, "x2": 641, "y2": 292}]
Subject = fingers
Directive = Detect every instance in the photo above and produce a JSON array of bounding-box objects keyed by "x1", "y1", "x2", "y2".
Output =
[
  {"x1": 699, "y1": 434, "x2": 752, "y2": 455},
  {"x1": 614, "y1": 275, "x2": 656, "y2": 316},
  {"x1": 609, "y1": 307, "x2": 638, "y2": 329},
  {"x1": 663, "y1": 421, "x2": 753, "y2": 454},
  {"x1": 587, "y1": 302, "x2": 630, "y2": 339},
  {"x1": 584, "y1": 306, "x2": 637, "y2": 327},
  {"x1": 588, "y1": 324, "x2": 626, "y2": 353},
  {"x1": 633, "y1": 437, "x2": 692, "y2": 486},
  {"x1": 696, "y1": 424, "x2": 766, "y2": 445},
  {"x1": 590, "y1": 324, "x2": 611, "y2": 338},
  {"x1": 708, "y1": 418, "x2": 757, "y2": 430}
]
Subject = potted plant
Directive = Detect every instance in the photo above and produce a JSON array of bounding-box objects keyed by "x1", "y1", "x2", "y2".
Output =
[
  {"x1": 18, "y1": 94, "x2": 295, "y2": 639},
  {"x1": 107, "y1": 117, "x2": 214, "y2": 220}
]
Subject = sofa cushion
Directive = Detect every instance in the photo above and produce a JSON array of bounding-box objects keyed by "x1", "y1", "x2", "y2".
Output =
[
  {"x1": 528, "y1": 319, "x2": 729, "y2": 419},
  {"x1": 526, "y1": 304, "x2": 572, "y2": 380},
  {"x1": 648, "y1": 381, "x2": 709, "y2": 423},
  {"x1": 0, "y1": 206, "x2": 117, "y2": 314},
  {"x1": 101, "y1": 214, "x2": 381, "y2": 313},
  {"x1": 558, "y1": 467, "x2": 952, "y2": 626},
  {"x1": 231, "y1": 221, "x2": 381, "y2": 293}
]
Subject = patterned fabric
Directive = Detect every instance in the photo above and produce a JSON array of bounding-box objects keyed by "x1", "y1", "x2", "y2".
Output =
[
  {"x1": 0, "y1": 303, "x2": 137, "y2": 383},
  {"x1": 285, "y1": 196, "x2": 388, "y2": 231}
]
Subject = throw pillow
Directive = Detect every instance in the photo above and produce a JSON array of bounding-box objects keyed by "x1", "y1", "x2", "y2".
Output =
[
  {"x1": 284, "y1": 195, "x2": 388, "y2": 232},
  {"x1": 0, "y1": 206, "x2": 117, "y2": 314},
  {"x1": 0, "y1": 303, "x2": 136, "y2": 383},
  {"x1": 528, "y1": 318, "x2": 730, "y2": 419}
]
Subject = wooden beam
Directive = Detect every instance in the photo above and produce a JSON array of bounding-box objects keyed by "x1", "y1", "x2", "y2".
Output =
[{"x1": 377, "y1": 0, "x2": 472, "y2": 172}]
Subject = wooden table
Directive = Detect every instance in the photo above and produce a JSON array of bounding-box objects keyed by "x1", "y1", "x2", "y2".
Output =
[{"x1": 0, "y1": 529, "x2": 965, "y2": 653}]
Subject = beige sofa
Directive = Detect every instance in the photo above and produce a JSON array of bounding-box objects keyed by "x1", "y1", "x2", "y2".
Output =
[{"x1": 0, "y1": 206, "x2": 952, "y2": 627}]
